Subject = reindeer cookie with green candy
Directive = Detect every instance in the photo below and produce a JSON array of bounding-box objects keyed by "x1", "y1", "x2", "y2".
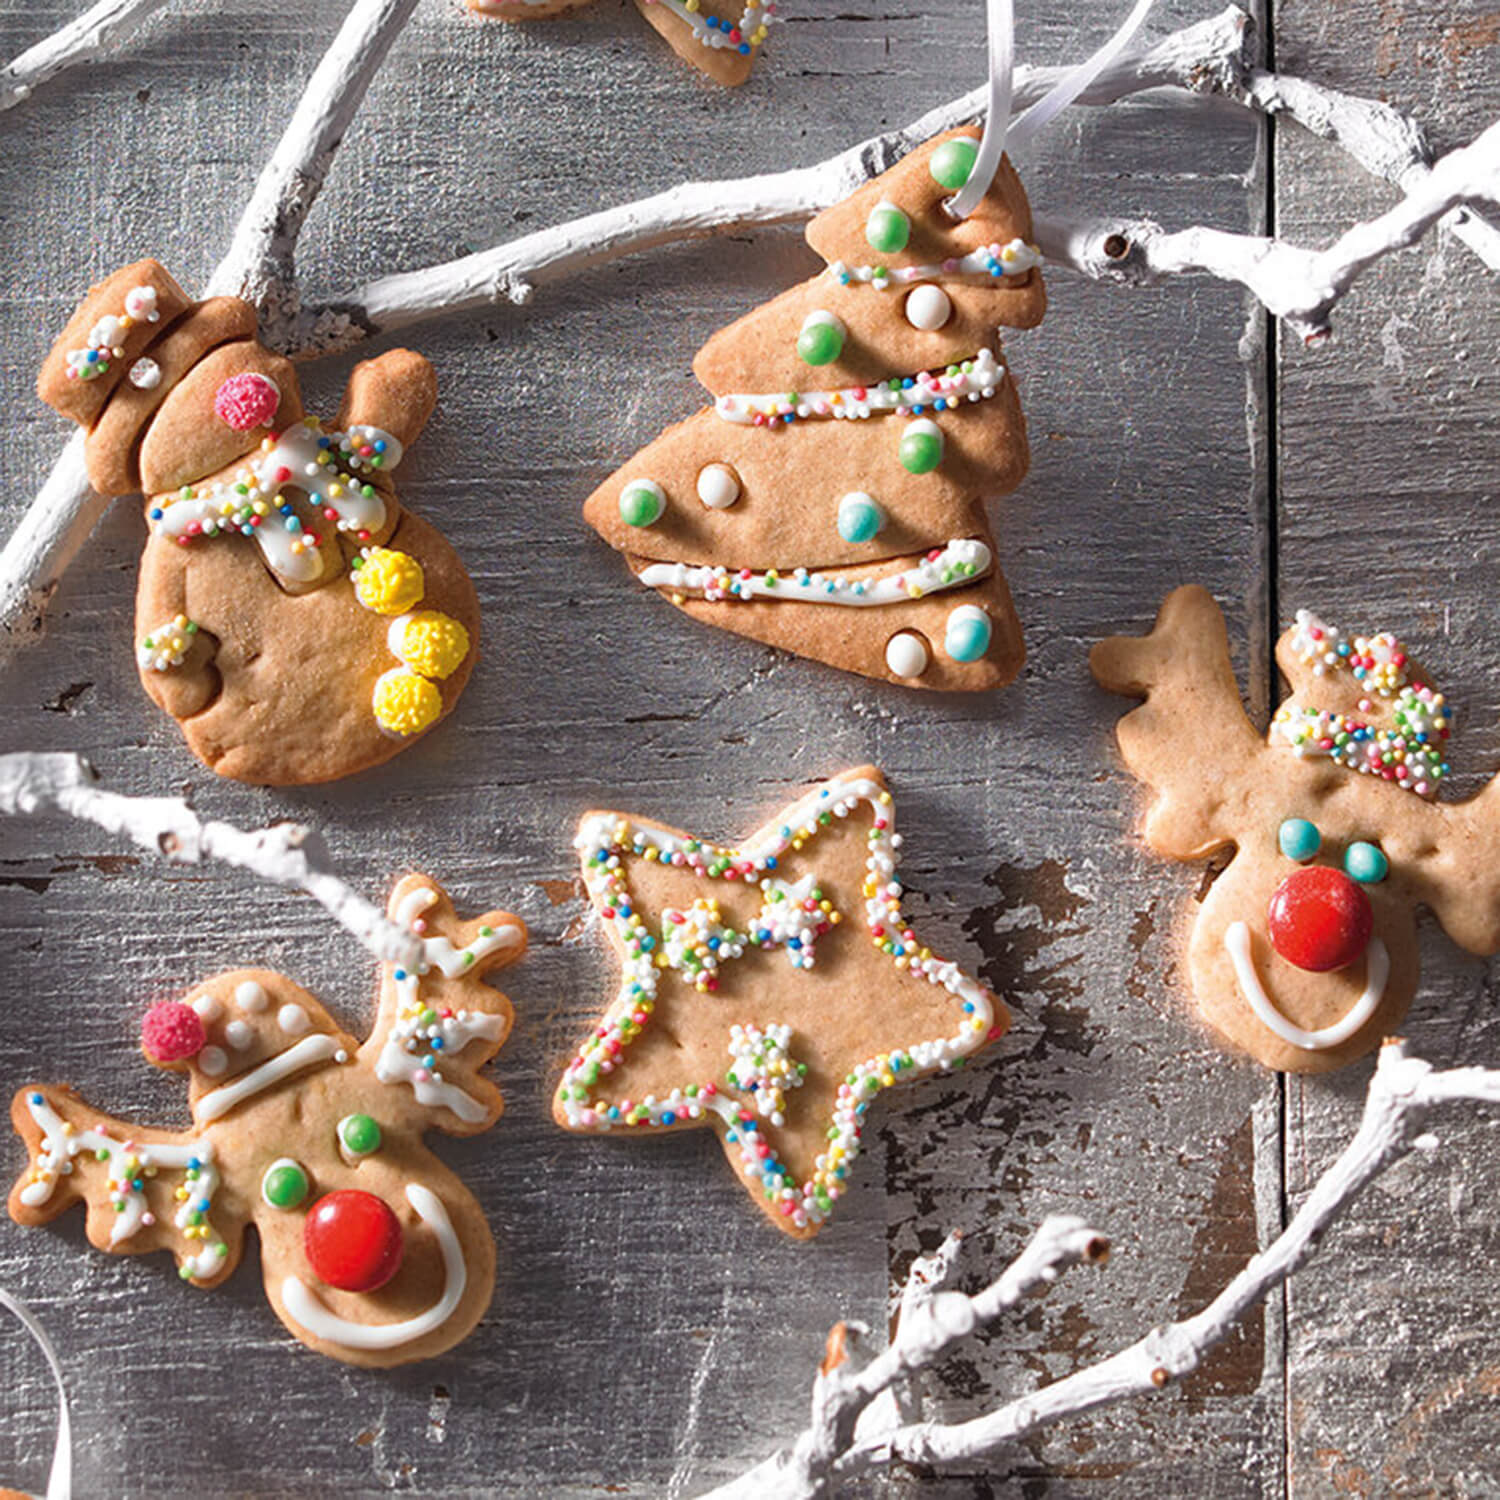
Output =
[
  {"x1": 555, "y1": 767, "x2": 1007, "y2": 1236},
  {"x1": 1092, "y1": 585, "x2": 1500, "y2": 1072},
  {"x1": 468, "y1": 0, "x2": 775, "y2": 86},
  {"x1": 9, "y1": 876, "x2": 525, "y2": 1367},
  {"x1": 39, "y1": 261, "x2": 479, "y2": 785},
  {"x1": 584, "y1": 130, "x2": 1045, "y2": 690}
]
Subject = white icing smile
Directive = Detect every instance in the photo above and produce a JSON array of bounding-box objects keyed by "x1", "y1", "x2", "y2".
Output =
[
  {"x1": 1223, "y1": 921, "x2": 1389, "y2": 1051},
  {"x1": 197, "y1": 1034, "x2": 346, "y2": 1122},
  {"x1": 281, "y1": 1183, "x2": 467, "y2": 1352}
]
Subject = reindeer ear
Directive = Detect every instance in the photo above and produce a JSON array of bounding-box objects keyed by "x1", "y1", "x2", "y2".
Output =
[
  {"x1": 1406, "y1": 780, "x2": 1500, "y2": 956},
  {"x1": 1093, "y1": 586, "x2": 1266, "y2": 862},
  {"x1": 387, "y1": 873, "x2": 527, "y2": 978}
]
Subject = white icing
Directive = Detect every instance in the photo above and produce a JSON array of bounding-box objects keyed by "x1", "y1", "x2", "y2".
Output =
[
  {"x1": 278, "y1": 1003, "x2": 310, "y2": 1035},
  {"x1": 640, "y1": 537, "x2": 991, "y2": 609},
  {"x1": 752, "y1": 874, "x2": 832, "y2": 970},
  {"x1": 827, "y1": 238, "x2": 1042, "y2": 289},
  {"x1": 716, "y1": 347, "x2": 1003, "y2": 425},
  {"x1": 280, "y1": 1183, "x2": 466, "y2": 1352},
  {"x1": 147, "y1": 424, "x2": 395, "y2": 585},
  {"x1": 192, "y1": 994, "x2": 222, "y2": 1022},
  {"x1": 648, "y1": 0, "x2": 772, "y2": 53},
  {"x1": 224, "y1": 1020, "x2": 253, "y2": 1050},
  {"x1": 725, "y1": 1022, "x2": 805, "y2": 1127},
  {"x1": 375, "y1": 887, "x2": 523, "y2": 1121},
  {"x1": 1224, "y1": 922, "x2": 1389, "y2": 1051},
  {"x1": 128, "y1": 357, "x2": 162, "y2": 390},
  {"x1": 19, "y1": 1092, "x2": 226, "y2": 1279},
  {"x1": 235, "y1": 981, "x2": 268, "y2": 1013},
  {"x1": 63, "y1": 284, "x2": 160, "y2": 382},
  {"x1": 196, "y1": 1034, "x2": 344, "y2": 1123},
  {"x1": 198, "y1": 1045, "x2": 227, "y2": 1077}
]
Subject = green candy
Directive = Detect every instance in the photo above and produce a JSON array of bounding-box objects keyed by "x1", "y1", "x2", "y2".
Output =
[
  {"x1": 864, "y1": 201, "x2": 910, "y2": 254},
  {"x1": 338, "y1": 1113, "x2": 382, "y2": 1158},
  {"x1": 930, "y1": 137, "x2": 979, "y2": 190},
  {"x1": 619, "y1": 479, "x2": 666, "y2": 528},
  {"x1": 796, "y1": 312, "x2": 845, "y2": 367},
  {"x1": 261, "y1": 1157, "x2": 309, "y2": 1210},
  {"x1": 898, "y1": 420, "x2": 944, "y2": 475}
]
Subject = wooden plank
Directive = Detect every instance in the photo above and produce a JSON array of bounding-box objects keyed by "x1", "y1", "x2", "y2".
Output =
[
  {"x1": 0, "y1": 0, "x2": 1289, "y2": 1493},
  {"x1": 1274, "y1": 0, "x2": 1500, "y2": 1492}
]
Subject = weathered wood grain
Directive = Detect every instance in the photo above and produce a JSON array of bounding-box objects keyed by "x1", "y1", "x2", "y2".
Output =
[
  {"x1": 0, "y1": 0, "x2": 1488, "y2": 1494},
  {"x1": 1274, "y1": 0, "x2": 1500, "y2": 1494}
]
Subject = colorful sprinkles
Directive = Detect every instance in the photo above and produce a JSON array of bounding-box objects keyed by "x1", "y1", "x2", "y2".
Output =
[
  {"x1": 559, "y1": 773, "x2": 1001, "y2": 1232},
  {"x1": 827, "y1": 238, "x2": 1042, "y2": 290},
  {"x1": 1272, "y1": 608, "x2": 1453, "y2": 796}
]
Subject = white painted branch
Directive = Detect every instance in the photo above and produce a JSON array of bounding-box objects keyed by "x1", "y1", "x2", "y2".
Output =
[
  {"x1": 1036, "y1": 114, "x2": 1500, "y2": 345},
  {"x1": 305, "y1": 10, "x2": 1254, "y2": 347},
  {"x1": 701, "y1": 1040, "x2": 1500, "y2": 1497},
  {"x1": 0, "y1": 0, "x2": 421, "y2": 647},
  {"x1": 0, "y1": 0, "x2": 172, "y2": 112},
  {"x1": 702, "y1": 1218, "x2": 1107, "y2": 1499},
  {"x1": 0, "y1": 751, "x2": 424, "y2": 970}
]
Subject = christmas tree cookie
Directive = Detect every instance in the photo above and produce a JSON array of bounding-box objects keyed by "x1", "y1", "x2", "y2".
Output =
[
  {"x1": 38, "y1": 261, "x2": 479, "y2": 785},
  {"x1": 470, "y1": 0, "x2": 775, "y2": 86},
  {"x1": 555, "y1": 768, "x2": 1007, "y2": 1236},
  {"x1": 9, "y1": 876, "x2": 525, "y2": 1367},
  {"x1": 583, "y1": 130, "x2": 1044, "y2": 690}
]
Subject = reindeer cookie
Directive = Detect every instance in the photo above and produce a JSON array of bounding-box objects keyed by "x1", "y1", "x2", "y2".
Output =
[
  {"x1": 9, "y1": 876, "x2": 525, "y2": 1367},
  {"x1": 469, "y1": 0, "x2": 776, "y2": 87},
  {"x1": 38, "y1": 261, "x2": 480, "y2": 785},
  {"x1": 555, "y1": 767, "x2": 1007, "y2": 1236},
  {"x1": 1091, "y1": 586, "x2": 1500, "y2": 1072}
]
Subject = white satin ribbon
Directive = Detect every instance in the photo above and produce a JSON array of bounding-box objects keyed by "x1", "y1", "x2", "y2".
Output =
[{"x1": 0, "y1": 1288, "x2": 71, "y2": 1500}]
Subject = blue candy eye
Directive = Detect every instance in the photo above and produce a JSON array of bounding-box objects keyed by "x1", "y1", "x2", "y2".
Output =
[
  {"x1": 1278, "y1": 817, "x2": 1321, "y2": 862},
  {"x1": 1345, "y1": 841, "x2": 1389, "y2": 884}
]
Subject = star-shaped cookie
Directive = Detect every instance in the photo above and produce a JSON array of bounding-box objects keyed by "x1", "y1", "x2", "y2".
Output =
[{"x1": 554, "y1": 767, "x2": 1007, "y2": 1237}]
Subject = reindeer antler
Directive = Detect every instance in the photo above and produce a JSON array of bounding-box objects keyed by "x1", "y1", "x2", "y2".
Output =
[{"x1": 1091, "y1": 585, "x2": 1265, "y2": 860}]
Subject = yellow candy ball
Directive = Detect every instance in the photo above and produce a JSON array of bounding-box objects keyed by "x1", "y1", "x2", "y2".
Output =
[
  {"x1": 372, "y1": 667, "x2": 442, "y2": 737},
  {"x1": 388, "y1": 610, "x2": 470, "y2": 680},
  {"x1": 354, "y1": 547, "x2": 425, "y2": 616}
]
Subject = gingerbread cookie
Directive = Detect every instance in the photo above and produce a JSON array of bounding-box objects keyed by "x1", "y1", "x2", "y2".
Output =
[
  {"x1": 469, "y1": 0, "x2": 775, "y2": 86},
  {"x1": 9, "y1": 876, "x2": 525, "y2": 1367},
  {"x1": 38, "y1": 261, "x2": 480, "y2": 785},
  {"x1": 554, "y1": 767, "x2": 1007, "y2": 1236},
  {"x1": 582, "y1": 131, "x2": 1045, "y2": 690},
  {"x1": 1091, "y1": 586, "x2": 1500, "y2": 1072}
]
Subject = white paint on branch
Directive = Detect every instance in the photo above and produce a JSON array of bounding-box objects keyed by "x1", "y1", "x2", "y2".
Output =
[
  {"x1": 696, "y1": 1040, "x2": 1500, "y2": 1497},
  {"x1": 0, "y1": 750, "x2": 425, "y2": 970}
]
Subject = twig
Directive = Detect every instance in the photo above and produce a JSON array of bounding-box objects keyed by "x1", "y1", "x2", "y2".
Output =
[
  {"x1": 0, "y1": 0, "x2": 420, "y2": 645},
  {"x1": 0, "y1": 751, "x2": 424, "y2": 970},
  {"x1": 0, "y1": 0, "x2": 172, "y2": 112},
  {"x1": 699, "y1": 1040, "x2": 1500, "y2": 1497}
]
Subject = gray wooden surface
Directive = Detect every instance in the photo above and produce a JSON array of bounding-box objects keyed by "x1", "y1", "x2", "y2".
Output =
[{"x1": 0, "y1": 0, "x2": 1494, "y2": 1494}]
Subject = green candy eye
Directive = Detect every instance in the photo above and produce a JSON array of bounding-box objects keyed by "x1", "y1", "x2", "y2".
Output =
[
  {"x1": 338, "y1": 1113, "x2": 382, "y2": 1158},
  {"x1": 261, "y1": 1158, "x2": 309, "y2": 1210},
  {"x1": 865, "y1": 201, "x2": 911, "y2": 254},
  {"x1": 1344, "y1": 841, "x2": 1389, "y2": 884},
  {"x1": 1278, "y1": 817, "x2": 1321, "y2": 862},
  {"x1": 796, "y1": 311, "x2": 845, "y2": 367}
]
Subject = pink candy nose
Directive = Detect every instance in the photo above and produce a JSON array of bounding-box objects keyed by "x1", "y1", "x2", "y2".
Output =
[
  {"x1": 1266, "y1": 865, "x2": 1373, "y2": 973},
  {"x1": 213, "y1": 372, "x2": 281, "y2": 431}
]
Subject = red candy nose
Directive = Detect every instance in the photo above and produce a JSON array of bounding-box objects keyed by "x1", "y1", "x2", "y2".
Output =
[
  {"x1": 213, "y1": 372, "x2": 281, "y2": 431},
  {"x1": 303, "y1": 1190, "x2": 404, "y2": 1292},
  {"x1": 1266, "y1": 866, "x2": 1373, "y2": 973}
]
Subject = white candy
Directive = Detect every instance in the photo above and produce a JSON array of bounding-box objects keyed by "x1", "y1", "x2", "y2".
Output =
[
  {"x1": 904, "y1": 285, "x2": 952, "y2": 331},
  {"x1": 235, "y1": 980, "x2": 268, "y2": 1013},
  {"x1": 885, "y1": 631, "x2": 930, "y2": 678},
  {"x1": 697, "y1": 463, "x2": 741, "y2": 509}
]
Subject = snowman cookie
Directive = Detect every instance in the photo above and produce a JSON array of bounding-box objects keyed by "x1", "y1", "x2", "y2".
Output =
[{"x1": 38, "y1": 261, "x2": 480, "y2": 785}]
